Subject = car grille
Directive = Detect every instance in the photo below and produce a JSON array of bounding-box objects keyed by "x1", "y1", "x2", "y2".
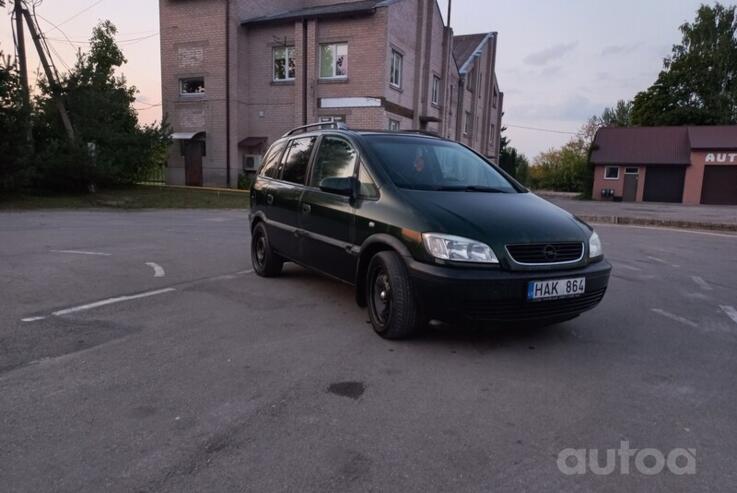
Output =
[
  {"x1": 506, "y1": 242, "x2": 584, "y2": 264},
  {"x1": 463, "y1": 287, "x2": 607, "y2": 322}
]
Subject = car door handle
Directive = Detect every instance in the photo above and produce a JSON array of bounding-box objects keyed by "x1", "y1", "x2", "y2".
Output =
[
  {"x1": 301, "y1": 203, "x2": 311, "y2": 214},
  {"x1": 266, "y1": 194, "x2": 274, "y2": 205}
]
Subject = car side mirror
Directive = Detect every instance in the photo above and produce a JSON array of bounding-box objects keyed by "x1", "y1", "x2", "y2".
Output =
[{"x1": 319, "y1": 176, "x2": 358, "y2": 197}]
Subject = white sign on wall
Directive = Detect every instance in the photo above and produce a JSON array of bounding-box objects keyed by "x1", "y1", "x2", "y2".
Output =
[
  {"x1": 320, "y1": 97, "x2": 382, "y2": 109},
  {"x1": 705, "y1": 152, "x2": 737, "y2": 163}
]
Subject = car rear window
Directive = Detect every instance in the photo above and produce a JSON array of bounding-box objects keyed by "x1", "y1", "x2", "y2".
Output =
[{"x1": 362, "y1": 135, "x2": 517, "y2": 192}]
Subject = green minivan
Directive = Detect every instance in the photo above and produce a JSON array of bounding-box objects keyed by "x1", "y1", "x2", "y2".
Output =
[{"x1": 249, "y1": 122, "x2": 611, "y2": 339}]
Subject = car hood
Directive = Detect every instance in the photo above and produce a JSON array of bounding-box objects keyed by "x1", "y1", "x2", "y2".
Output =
[{"x1": 403, "y1": 190, "x2": 590, "y2": 248}]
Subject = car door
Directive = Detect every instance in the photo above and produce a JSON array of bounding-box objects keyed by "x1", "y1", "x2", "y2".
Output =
[
  {"x1": 267, "y1": 136, "x2": 317, "y2": 261},
  {"x1": 299, "y1": 135, "x2": 358, "y2": 282}
]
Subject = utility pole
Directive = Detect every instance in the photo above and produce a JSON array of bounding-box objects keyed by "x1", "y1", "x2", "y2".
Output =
[
  {"x1": 13, "y1": 0, "x2": 32, "y2": 146},
  {"x1": 20, "y1": 5, "x2": 75, "y2": 141}
]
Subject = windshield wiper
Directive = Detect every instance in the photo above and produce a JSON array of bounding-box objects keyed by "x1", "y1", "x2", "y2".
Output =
[{"x1": 435, "y1": 185, "x2": 509, "y2": 193}]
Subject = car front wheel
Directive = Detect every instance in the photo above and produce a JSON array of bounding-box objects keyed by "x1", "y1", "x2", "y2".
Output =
[
  {"x1": 251, "y1": 222, "x2": 283, "y2": 277},
  {"x1": 366, "y1": 251, "x2": 424, "y2": 339}
]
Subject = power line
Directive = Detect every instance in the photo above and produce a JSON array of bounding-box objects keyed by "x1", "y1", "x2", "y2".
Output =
[
  {"x1": 504, "y1": 123, "x2": 577, "y2": 135},
  {"x1": 45, "y1": 0, "x2": 106, "y2": 33},
  {"x1": 45, "y1": 32, "x2": 160, "y2": 45}
]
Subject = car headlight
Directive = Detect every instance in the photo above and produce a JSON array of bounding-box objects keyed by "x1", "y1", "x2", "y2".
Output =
[
  {"x1": 422, "y1": 233, "x2": 499, "y2": 264},
  {"x1": 589, "y1": 231, "x2": 603, "y2": 258}
]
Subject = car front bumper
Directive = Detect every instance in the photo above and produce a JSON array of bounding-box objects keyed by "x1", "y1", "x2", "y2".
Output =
[{"x1": 406, "y1": 258, "x2": 612, "y2": 323}]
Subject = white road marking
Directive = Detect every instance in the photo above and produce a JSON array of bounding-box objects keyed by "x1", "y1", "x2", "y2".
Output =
[
  {"x1": 52, "y1": 288, "x2": 176, "y2": 317},
  {"x1": 50, "y1": 250, "x2": 111, "y2": 256},
  {"x1": 646, "y1": 255, "x2": 668, "y2": 264},
  {"x1": 720, "y1": 306, "x2": 737, "y2": 326},
  {"x1": 145, "y1": 262, "x2": 166, "y2": 278},
  {"x1": 651, "y1": 308, "x2": 698, "y2": 328},
  {"x1": 594, "y1": 223, "x2": 737, "y2": 239},
  {"x1": 691, "y1": 276, "x2": 712, "y2": 291},
  {"x1": 21, "y1": 316, "x2": 47, "y2": 323}
]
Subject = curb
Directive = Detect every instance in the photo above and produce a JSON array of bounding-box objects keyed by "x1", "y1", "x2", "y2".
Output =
[
  {"x1": 578, "y1": 215, "x2": 737, "y2": 233},
  {"x1": 139, "y1": 184, "x2": 249, "y2": 194}
]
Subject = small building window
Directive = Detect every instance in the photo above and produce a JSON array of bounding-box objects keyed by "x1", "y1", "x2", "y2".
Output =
[
  {"x1": 180, "y1": 77, "x2": 205, "y2": 96},
  {"x1": 388, "y1": 119, "x2": 400, "y2": 132},
  {"x1": 464, "y1": 111, "x2": 472, "y2": 135},
  {"x1": 320, "y1": 43, "x2": 348, "y2": 79},
  {"x1": 431, "y1": 75, "x2": 440, "y2": 105},
  {"x1": 492, "y1": 87, "x2": 498, "y2": 108},
  {"x1": 273, "y1": 46, "x2": 295, "y2": 81},
  {"x1": 605, "y1": 166, "x2": 620, "y2": 179},
  {"x1": 389, "y1": 49, "x2": 403, "y2": 88},
  {"x1": 319, "y1": 116, "x2": 346, "y2": 123},
  {"x1": 490, "y1": 124, "x2": 495, "y2": 145},
  {"x1": 625, "y1": 167, "x2": 639, "y2": 174}
]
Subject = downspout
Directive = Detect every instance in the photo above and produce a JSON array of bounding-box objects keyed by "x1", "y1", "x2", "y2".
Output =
[
  {"x1": 225, "y1": 0, "x2": 231, "y2": 187},
  {"x1": 302, "y1": 19, "x2": 308, "y2": 125}
]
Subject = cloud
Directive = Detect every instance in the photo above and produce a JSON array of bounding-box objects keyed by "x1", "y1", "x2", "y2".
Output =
[
  {"x1": 600, "y1": 44, "x2": 638, "y2": 56},
  {"x1": 507, "y1": 95, "x2": 605, "y2": 122},
  {"x1": 523, "y1": 42, "x2": 578, "y2": 66}
]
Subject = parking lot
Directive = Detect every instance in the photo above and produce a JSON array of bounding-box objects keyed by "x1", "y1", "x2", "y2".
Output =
[{"x1": 1, "y1": 209, "x2": 736, "y2": 492}]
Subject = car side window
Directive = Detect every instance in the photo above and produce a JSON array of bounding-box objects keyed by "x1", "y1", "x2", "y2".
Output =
[
  {"x1": 310, "y1": 136, "x2": 357, "y2": 187},
  {"x1": 281, "y1": 137, "x2": 316, "y2": 184},
  {"x1": 260, "y1": 140, "x2": 287, "y2": 178},
  {"x1": 358, "y1": 164, "x2": 379, "y2": 199}
]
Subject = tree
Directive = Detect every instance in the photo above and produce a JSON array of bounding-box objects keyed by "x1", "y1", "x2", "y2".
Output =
[
  {"x1": 631, "y1": 3, "x2": 737, "y2": 126},
  {"x1": 528, "y1": 116, "x2": 599, "y2": 195},
  {"x1": 0, "y1": 51, "x2": 30, "y2": 191},
  {"x1": 498, "y1": 127, "x2": 530, "y2": 184},
  {"x1": 33, "y1": 21, "x2": 169, "y2": 191},
  {"x1": 600, "y1": 100, "x2": 633, "y2": 127}
]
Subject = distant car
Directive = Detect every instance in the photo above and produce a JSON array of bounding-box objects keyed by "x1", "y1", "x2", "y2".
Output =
[{"x1": 249, "y1": 122, "x2": 611, "y2": 339}]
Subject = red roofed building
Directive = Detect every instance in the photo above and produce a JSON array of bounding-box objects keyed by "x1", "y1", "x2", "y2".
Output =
[{"x1": 591, "y1": 126, "x2": 737, "y2": 205}]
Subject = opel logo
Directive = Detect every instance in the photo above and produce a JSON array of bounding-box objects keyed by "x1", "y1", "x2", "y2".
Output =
[{"x1": 543, "y1": 244, "x2": 558, "y2": 260}]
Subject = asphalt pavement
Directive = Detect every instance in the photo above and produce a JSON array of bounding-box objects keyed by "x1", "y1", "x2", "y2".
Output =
[{"x1": 1, "y1": 209, "x2": 736, "y2": 492}]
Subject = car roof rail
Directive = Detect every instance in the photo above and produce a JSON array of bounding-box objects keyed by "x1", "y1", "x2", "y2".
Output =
[{"x1": 281, "y1": 119, "x2": 349, "y2": 137}]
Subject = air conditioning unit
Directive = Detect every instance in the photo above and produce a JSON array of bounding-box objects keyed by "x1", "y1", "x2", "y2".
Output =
[{"x1": 243, "y1": 154, "x2": 262, "y2": 171}]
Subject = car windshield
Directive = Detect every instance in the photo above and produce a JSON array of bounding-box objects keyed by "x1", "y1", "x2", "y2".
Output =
[{"x1": 362, "y1": 135, "x2": 518, "y2": 192}]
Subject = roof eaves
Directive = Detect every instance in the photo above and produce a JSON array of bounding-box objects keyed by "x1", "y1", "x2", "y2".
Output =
[{"x1": 457, "y1": 32, "x2": 493, "y2": 75}]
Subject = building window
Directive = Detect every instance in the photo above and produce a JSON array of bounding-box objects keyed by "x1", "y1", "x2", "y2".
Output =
[
  {"x1": 625, "y1": 167, "x2": 639, "y2": 174},
  {"x1": 273, "y1": 46, "x2": 295, "y2": 81},
  {"x1": 389, "y1": 49, "x2": 402, "y2": 88},
  {"x1": 493, "y1": 87, "x2": 498, "y2": 108},
  {"x1": 320, "y1": 43, "x2": 348, "y2": 79},
  {"x1": 180, "y1": 77, "x2": 205, "y2": 96},
  {"x1": 490, "y1": 124, "x2": 495, "y2": 145},
  {"x1": 388, "y1": 119, "x2": 400, "y2": 131},
  {"x1": 448, "y1": 85, "x2": 454, "y2": 115},
  {"x1": 319, "y1": 116, "x2": 346, "y2": 123},
  {"x1": 431, "y1": 75, "x2": 440, "y2": 105},
  {"x1": 464, "y1": 111, "x2": 472, "y2": 135},
  {"x1": 604, "y1": 166, "x2": 620, "y2": 180}
]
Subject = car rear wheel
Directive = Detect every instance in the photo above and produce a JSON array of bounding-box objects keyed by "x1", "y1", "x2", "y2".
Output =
[
  {"x1": 251, "y1": 222, "x2": 283, "y2": 277},
  {"x1": 366, "y1": 251, "x2": 424, "y2": 339}
]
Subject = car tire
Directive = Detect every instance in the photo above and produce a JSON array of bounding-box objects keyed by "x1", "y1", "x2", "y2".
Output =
[
  {"x1": 366, "y1": 251, "x2": 425, "y2": 339},
  {"x1": 251, "y1": 222, "x2": 283, "y2": 277}
]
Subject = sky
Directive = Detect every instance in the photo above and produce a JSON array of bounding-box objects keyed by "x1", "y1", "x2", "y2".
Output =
[{"x1": 0, "y1": 0, "x2": 721, "y2": 159}]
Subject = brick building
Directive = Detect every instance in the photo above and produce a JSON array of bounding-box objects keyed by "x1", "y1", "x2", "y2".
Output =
[
  {"x1": 591, "y1": 126, "x2": 737, "y2": 205},
  {"x1": 159, "y1": 0, "x2": 503, "y2": 187}
]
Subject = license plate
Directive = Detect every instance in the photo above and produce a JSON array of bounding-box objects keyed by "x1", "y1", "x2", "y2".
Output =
[{"x1": 527, "y1": 277, "x2": 585, "y2": 301}]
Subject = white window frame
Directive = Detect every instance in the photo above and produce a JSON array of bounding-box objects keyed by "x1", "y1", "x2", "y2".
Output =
[
  {"x1": 431, "y1": 75, "x2": 440, "y2": 105},
  {"x1": 604, "y1": 166, "x2": 620, "y2": 180},
  {"x1": 319, "y1": 115, "x2": 346, "y2": 123},
  {"x1": 390, "y1": 49, "x2": 403, "y2": 88},
  {"x1": 464, "y1": 111, "x2": 472, "y2": 135},
  {"x1": 319, "y1": 43, "x2": 348, "y2": 79},
  {"x1": 388, "y1": 119, "x2": 400, "y2": 132},
  {"x1": 179, "y1": 77, "x2": 205, "y2": 96},
  {"x1": 272, "y1": 46, "x2": 295, "y2": 81}
]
